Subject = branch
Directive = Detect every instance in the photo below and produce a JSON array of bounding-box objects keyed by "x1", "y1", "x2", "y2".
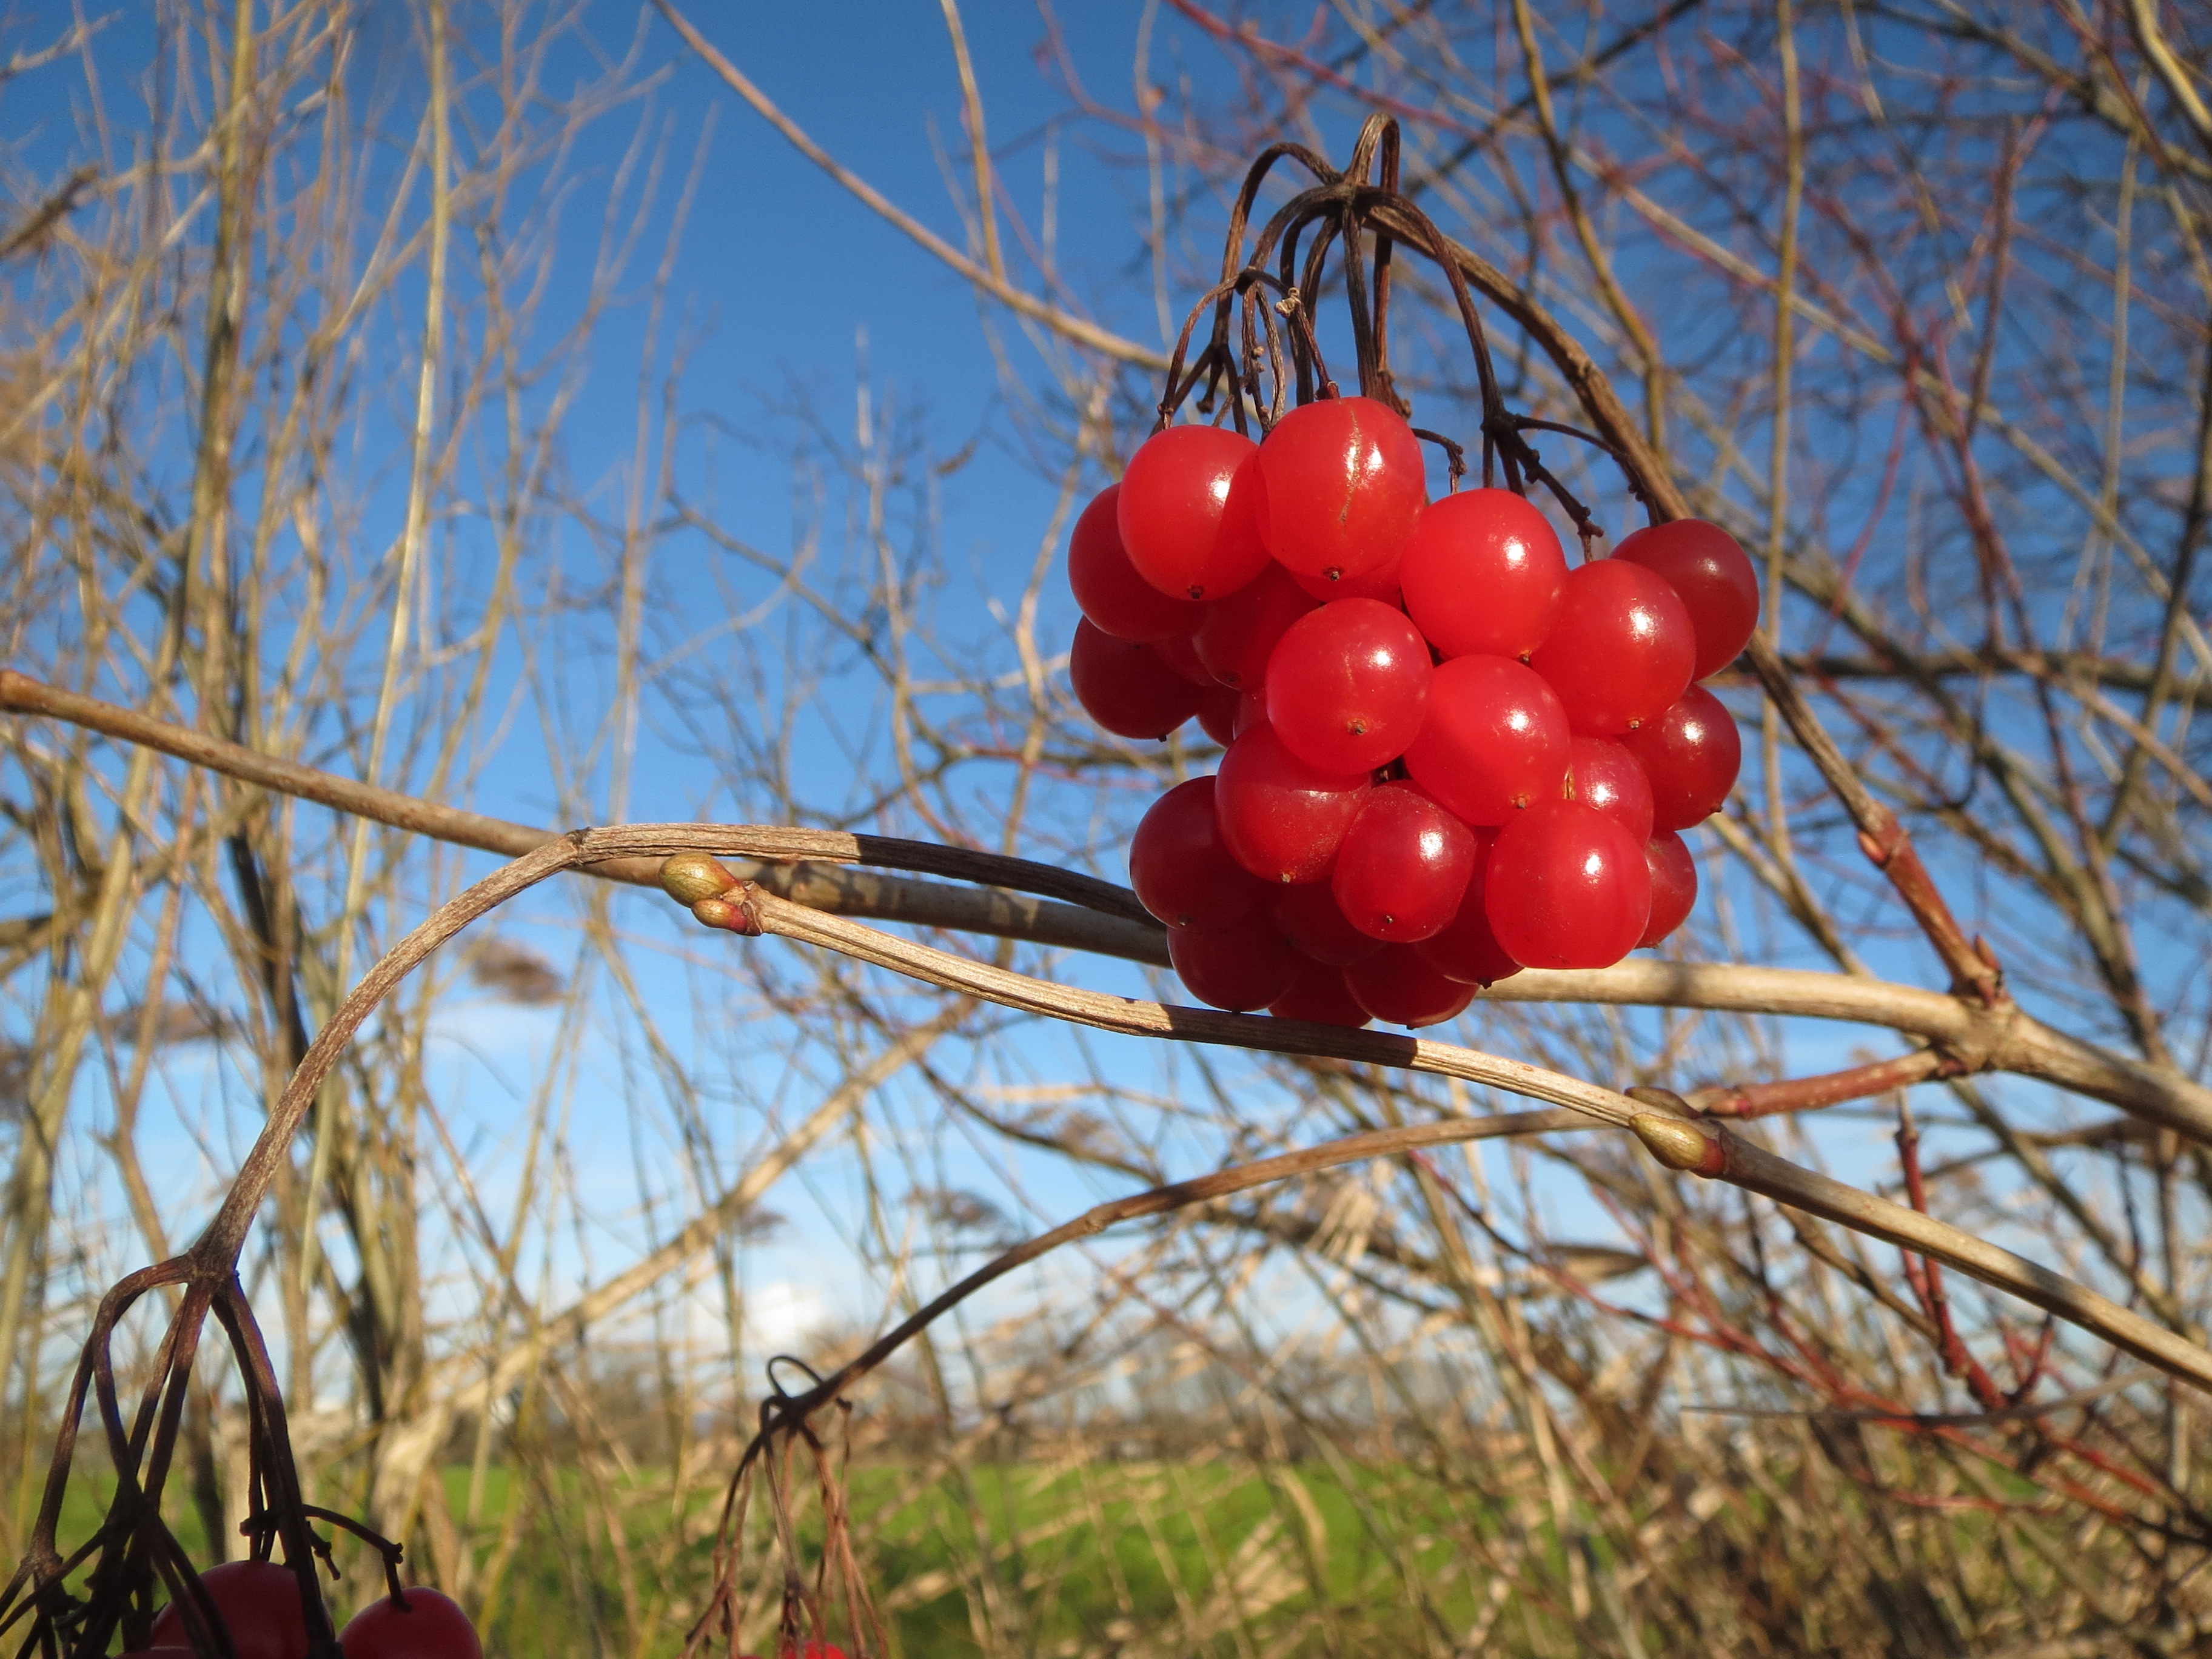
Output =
[
  {"x1": 651, "y1": 0, "x2": 1168, "y2": 369},
  {"x1": 659, "y1": 854, "x2": 2212, "y2": 1396},
  {"x1": 13, "y1": 666, "x2": 2210, "y2": 1137},
  {"x1": 2125, "y1": 0, "x2": 2212, "y2": 161},
  {"x1": 0, "y1": 669, "x2": 1158, "y2": 957}
]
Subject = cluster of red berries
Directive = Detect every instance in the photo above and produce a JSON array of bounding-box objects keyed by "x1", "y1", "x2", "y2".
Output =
[
  {"x1": 121, "y1": 1560, "x2": 481, "y2": 1659},
  {"x1": 1068, "y1": 395, "x2": 1758, "y2": 1029}
]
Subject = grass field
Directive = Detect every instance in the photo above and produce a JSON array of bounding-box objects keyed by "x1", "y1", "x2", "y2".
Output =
[{"x1": 51, "y1": 1453, "x2": 1515, "y2": 1658}]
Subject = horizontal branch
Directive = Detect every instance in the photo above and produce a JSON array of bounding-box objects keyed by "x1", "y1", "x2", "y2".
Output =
[
  {"x1": 1490, "y1": 962, "x2": 2212, "y2": 1139},
  {"x1": 12, "y1": 666, "x2": 2209, "y2": 1139},
  {"x1": 0, "y1": 670, "x2": 1155, "y2": 950}
]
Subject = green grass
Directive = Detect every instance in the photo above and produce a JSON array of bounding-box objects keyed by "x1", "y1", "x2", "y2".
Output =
[{"x1": 41, "y1": 1455, "x2": 1504, "y2": 1658}]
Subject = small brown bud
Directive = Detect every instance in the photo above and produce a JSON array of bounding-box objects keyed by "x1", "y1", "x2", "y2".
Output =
[
  {"x1": 661, "y1": 852, "x2": 739, "y2": 907},
  {"x1": 1632, "y1": 1113, "x2": 1728, "y2": 1178}
]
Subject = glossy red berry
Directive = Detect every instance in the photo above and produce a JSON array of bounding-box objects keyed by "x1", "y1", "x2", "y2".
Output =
[
  {"x1": 341, "y1": 1588, "x2": 482, "y2": 1659},
  {"x1": 1234, "y1": 689, "x2": 1267, "y2": 738},
  {"x1": 1288, "y1": 554, "x2": 1401, "y2": 604},
  {"x1": 1331, "y1": 783, "x2": 1476, "y2": 943},
  {"x1": 150, "y1": 1561, "x2": 309, "y2": 1659},
  {"x1": 1640, "y1": 831, "x2": 1698, "y2": 947},
  {"x1": 1269, "y1": 881, "x2": 1385, "y2": 967},
  {"x1": 1527, "y1": 560, "x2": 1695, "y2": 735},
  {"x1": 1344, "y1": 946, "x2": 1477, "y2": 1028},
  {"x1": 1150, "y1": 629, "x2": 1213, "y2": 687},
  {"x1": 1215, "y1": 723, "x2": 1373, "y2": 884},
  {"x1": 1403, "y1": 655, "x2": 1570, "y2": 825},
  {"x1": 1417, "y1": 905, "x2": 1522, "y2": 988},
  {"x1": 1168, "y1": 913, "x2": 1299, "y2": 1011},
  {"x1": 1196, "y1": 684, "x2": 1240, "y2": 746},
  {"x1": 1615, "y1": 518, "x2": 1761, "y2": 680},
  {"x1": 1485, "y1": 800, "x2": 1652, "y2": 969},
  {"x1": 1267, "y1": 959, "x2": 1371, "y2": 1027},
  {"x1": 1256, "y1": 397, "x2": 1427, "y2": 583},
  {"x1": 1619, "y1": 685, "x2": 1741, "y2": 830},
  {"x1": 1068, "y1": 483, "x2": 1204, "y2": 642},
  {"x1": 1070, "y1": 620, "x2": 1202, "y2": 739},
  {"x1": 1119, "y1": 427, "x2": 1270, "y2": 600},
  {"x1": 1563, "y1": 736, "x2": 1655, "y2": 844},
  {"x1": 1265, "y1": 598, "x2": 1433, "y2": 773},
  {"x1": 1130, "y1": 777, "x2": 1270, "y2": 930},
  {"x1": 1193, "y1": 562, "x2": 1318, "y2": 689},
  {"x1": 1399, "y1": 489, "x2": 1567, "y2": 660},
  {"x1": 1414, "y1": 828, "x2": 1521, "y2": 986}
]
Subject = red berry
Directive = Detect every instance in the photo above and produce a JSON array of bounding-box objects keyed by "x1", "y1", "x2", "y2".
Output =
[
  {"x1": 1615, "y1": 518, "x2": 1761, "y2": 680},
  {"x1": 1331, "y1": 783, "x2": 1476, "y2": 942},
  {"x1": 1418, "y1": 915, "x2": 1521, "y2": 988},
  {"x1": 1265, "y1": 598, "x2": 1432, "y2": 773},
  {"x1": 1403, "y1": 655, "x2": 1570, "y2": 825},
  {"x1": 1269, "y1": 881, "x2": 1385, "y2": 967},
  {"x1": 1255, "y1": 397, "x2": 1427, "y2": 583},
  {"x1": 1527, "y1": 560, "x2": 1695, "y2": 735},
  {"x1": 1640, "y1": 831, "x2": 1698, "y2": 947},
  {"x1": 341, "y1": 1588, "x2": 481, "y2": 1659},
  {"x1": 1068, "y1": 483, "x2": 1204, "y2": 642},
  {"x1": 1485, "y1": 800, "x2": 1652, "y2": 969},
  {"x1": 1119, "y1": 427, "x2": 1270, "y2": 600},
  {"x1": 1619, "y1": 685, "x2": 1741, "y2": 830},
  {"x1": 1289, "y1": 554, "x2": 1401, "y2": 604},
  {"x1": 1234, "y1": 689, "x2": 1267, "y2": 738},
  {"x1": 1414, "y1": 828, "x2": 1522, "y2": 987},
  {"x1": 1069, "y1": 620, "x2": 1202, "y2": 739},
  {"x1": 1150, "y1": 629, "x2": 1213, "y2": 687},
  {"x1": 1193, "y1": 562, "x2": 1318, "y2": 689},
  {"x1": 1168, "y1": 913, "x2": 1299, "y2": 1011},
  {"x1": 1563, "y1": 736, "x2": 1655, "y2": 844},
  {"x1": 1399, "y1": 489, "x2": 1567, "y2": 660},
  {"x1": 1267, "y1": 959, "x2": 1371, "y2": 1027},
  {"x1": 150, "y1": 1561, "x2": 309, "y2": 1659},
  {"x1": 1196, "y1": 684, "x2": 1240, "y2": 746},
  {"x1": 1344, "y1": 946, "x2": 1476, "y2": 1028},
  {"x1": 1130, "y1": 777, "x2": 1270, "y2": 929},
  {"x1": 1214, "y1": 723, "x2": 1373, "y2": 884}
]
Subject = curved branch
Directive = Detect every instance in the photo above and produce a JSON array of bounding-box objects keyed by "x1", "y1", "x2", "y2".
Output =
[{"x1": 666, "y1": 855, "x2": 2212, "y2": 1396}]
